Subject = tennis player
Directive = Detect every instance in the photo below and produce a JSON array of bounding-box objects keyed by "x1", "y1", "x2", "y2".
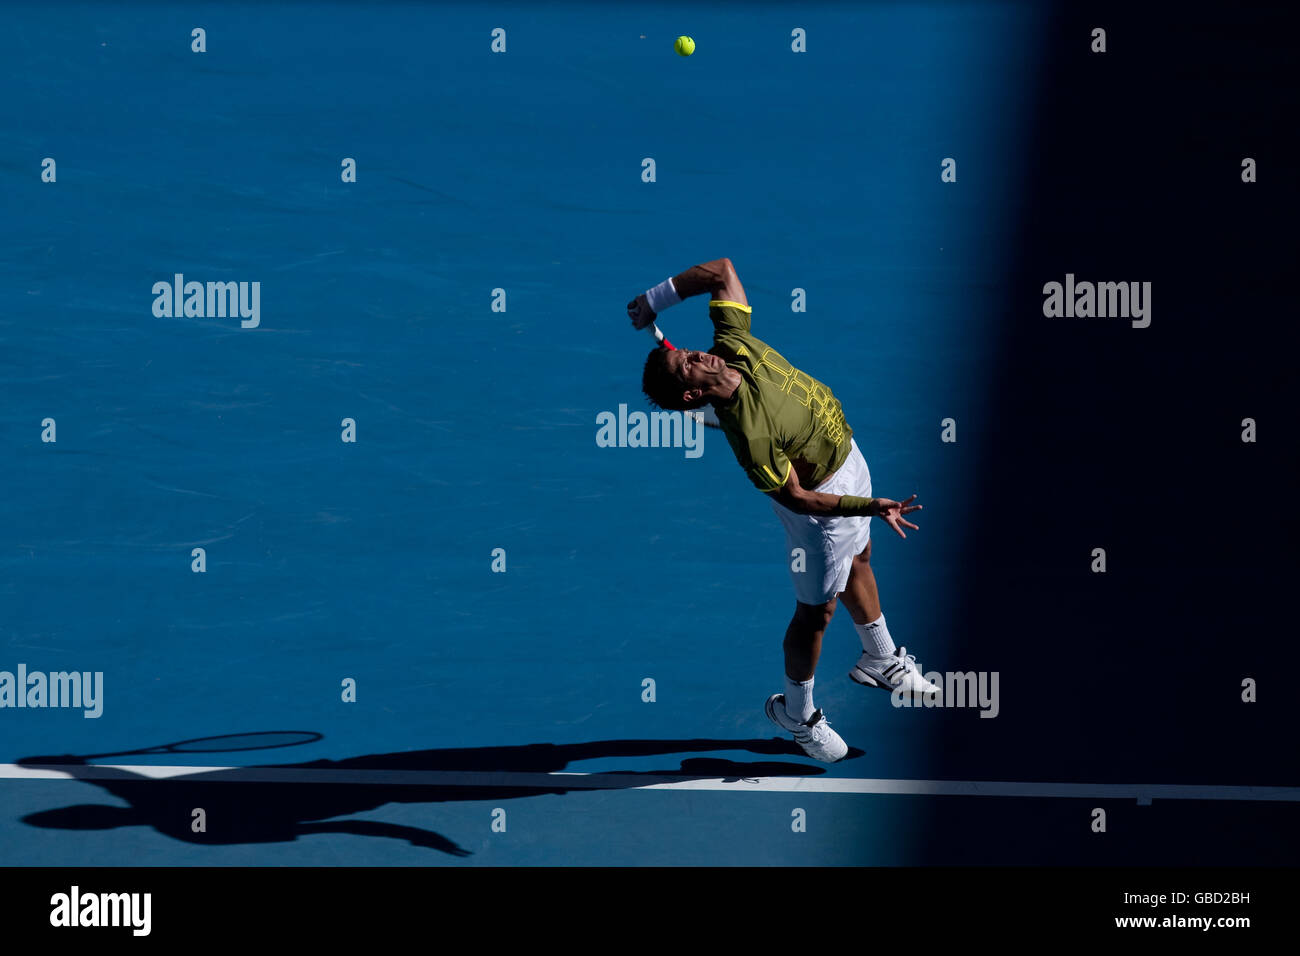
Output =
[{"x1": 629, "y1": 258, "x2": 939, "y2": 762}]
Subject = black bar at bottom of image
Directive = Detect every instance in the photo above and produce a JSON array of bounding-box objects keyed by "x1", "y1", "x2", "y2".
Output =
[{"x1": 0, "y1": 867, "x2": 1284, "y2": 941}]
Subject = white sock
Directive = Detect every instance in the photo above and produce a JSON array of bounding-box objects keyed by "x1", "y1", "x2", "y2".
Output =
[
  {"x1": 784, "y1": 675, "x2": 815, "y2": 723},
  {"x1": 856, "y1": 613, "x2": 896, "y2": 659}
]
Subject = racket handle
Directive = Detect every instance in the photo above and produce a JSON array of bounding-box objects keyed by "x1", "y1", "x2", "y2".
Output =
[{"x1": 648, "y1": 323, "x2": 676, "y2": 350}]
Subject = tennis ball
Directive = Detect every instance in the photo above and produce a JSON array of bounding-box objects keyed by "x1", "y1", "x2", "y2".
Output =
[{"x1": 674, "y1": 36, "x2": 695, "y2": 57}]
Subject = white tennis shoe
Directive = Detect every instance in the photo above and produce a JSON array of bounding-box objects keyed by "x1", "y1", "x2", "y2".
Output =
[
  {"x1": 850, "y1": 647, "x2": 941, "y2": 701},
  {"x1": 765, "y1": 694, "x2": 849, "y2": 763}
]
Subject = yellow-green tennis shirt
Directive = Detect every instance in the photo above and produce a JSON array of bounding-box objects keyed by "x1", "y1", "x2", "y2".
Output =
[{"x1": 707, "y1": 300, "x2": 852, "y2": 493}]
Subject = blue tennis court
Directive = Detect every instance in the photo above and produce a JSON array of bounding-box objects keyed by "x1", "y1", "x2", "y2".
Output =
[{"x1": 3, "y1": 1, "x2": 1295, "y2": 866}]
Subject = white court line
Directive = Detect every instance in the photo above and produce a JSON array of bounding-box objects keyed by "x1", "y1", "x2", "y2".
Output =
[{"x1": 1, "y1": 763, "x2": 1297, "y2": 803}]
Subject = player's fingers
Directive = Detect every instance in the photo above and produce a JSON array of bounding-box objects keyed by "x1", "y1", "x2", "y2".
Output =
[{"x1": 901, "y1": 519, "x2": 919, "y2": 530}]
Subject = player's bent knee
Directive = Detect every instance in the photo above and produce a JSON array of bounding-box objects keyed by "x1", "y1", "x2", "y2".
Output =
[{"x1": 794, "y1": 598, "x2": 836, "y2": 631}]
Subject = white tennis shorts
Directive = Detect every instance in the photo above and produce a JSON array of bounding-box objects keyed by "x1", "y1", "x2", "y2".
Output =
[{"x1": 771, "y1": 438, "x2": 872, "y2": 605}]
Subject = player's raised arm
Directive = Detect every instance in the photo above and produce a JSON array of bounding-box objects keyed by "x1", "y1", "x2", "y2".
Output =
[
  {"x1": 671, "y1": 257, "x2": 747, "y2": 305},
  {"x1": 628, "y1": 257, "x2": 748, "y2": 329},
  {"x1": 768, "y1": 469, "x2": 922, "y2": 538}
]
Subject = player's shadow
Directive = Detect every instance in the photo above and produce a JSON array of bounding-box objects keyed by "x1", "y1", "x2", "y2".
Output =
[{"x1": 17, "y1": 736, "x2": 861, "y2": 857}]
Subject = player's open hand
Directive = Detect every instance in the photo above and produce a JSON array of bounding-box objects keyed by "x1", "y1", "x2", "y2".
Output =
[
  {"x1": 628, "y1": 293, "x2": 657, "y2": 330},
  {"x1": 875, "y1": 494, "x2": 922, "y2": 539}
]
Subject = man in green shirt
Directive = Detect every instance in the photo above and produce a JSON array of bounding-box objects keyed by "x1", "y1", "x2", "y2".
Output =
[{"x1": 629, "y1": 258, "x2": 940, "y2": 762}]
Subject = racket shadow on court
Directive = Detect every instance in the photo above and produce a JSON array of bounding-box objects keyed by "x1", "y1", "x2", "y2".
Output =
[{"x1": 16, "y1": 731, "x2": 862, "y2": 858}]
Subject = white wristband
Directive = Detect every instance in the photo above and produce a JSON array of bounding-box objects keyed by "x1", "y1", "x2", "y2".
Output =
[{"x1": 645, "y1": 277, "x2": 682, "y2": 314}]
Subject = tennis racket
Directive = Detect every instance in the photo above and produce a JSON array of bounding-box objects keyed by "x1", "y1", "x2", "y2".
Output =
[
  {"x1": 647, "y1": 321, "x2": 676, "y2": 351},
  {"x1": 75, "y1": 731, "x2": 323, "y2": 760}
]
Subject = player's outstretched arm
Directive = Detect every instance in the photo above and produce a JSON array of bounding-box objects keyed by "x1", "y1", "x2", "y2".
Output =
[{"x1": 768, "y1": 470, "x2": 922, "y2": 537}]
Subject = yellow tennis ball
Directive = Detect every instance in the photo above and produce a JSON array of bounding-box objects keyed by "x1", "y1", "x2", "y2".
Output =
[{"x1": 674, "y1": 36, "x2": 695, "y2": 56}]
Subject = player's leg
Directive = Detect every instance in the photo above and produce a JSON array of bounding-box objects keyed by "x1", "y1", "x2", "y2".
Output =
[
  {"x1": 838, "y1": 539, "x2": 881, "y2": 626},
  {"x1": 766, "y1": 597, "x2": 848, "y2": 761},
  {"x1": 842, "y1": 538, "x2": 940, "y2": 698},
  {"x1": 820, "y1": 449, "x2": 895, "y2": 668},
  {"x1": 765, "y1": 506, "x2": 849, "y2": 762},
  {"x1": 783, "y1": 597, "x2": 836, "y2": 683},
  {"x1": 839, "y1": 538, "x2": 900, "y2": 672},
  {"x1": 829, "y1": 441, "x2": 939, "y2": 698},
  {"x1": 778, "y1": 597, "x2": 835, "y2": 725},
  {"x1": 840, "y1": 538, "x2": 900, "y2": 662},
  {"x1": 772, "y1": 511, "x2": 838, "y2": 724}
]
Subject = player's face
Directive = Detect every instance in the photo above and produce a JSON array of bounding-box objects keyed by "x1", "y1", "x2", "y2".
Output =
[{"x1": 672, "y1": 348, "x2": 724, "y2": 389}]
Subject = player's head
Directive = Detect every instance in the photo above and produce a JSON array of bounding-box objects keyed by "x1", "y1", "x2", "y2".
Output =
[
  {"x1": 642, "y1": 346, "x2": 718, "y2": 411},
  {"x1": 23, "y1": 804, "x2": 138, "y2": 830}
]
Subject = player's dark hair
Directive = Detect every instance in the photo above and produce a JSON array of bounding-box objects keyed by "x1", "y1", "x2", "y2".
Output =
[{"x1": 642, "y1": 347, "x2": 707, "y2": 411}]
